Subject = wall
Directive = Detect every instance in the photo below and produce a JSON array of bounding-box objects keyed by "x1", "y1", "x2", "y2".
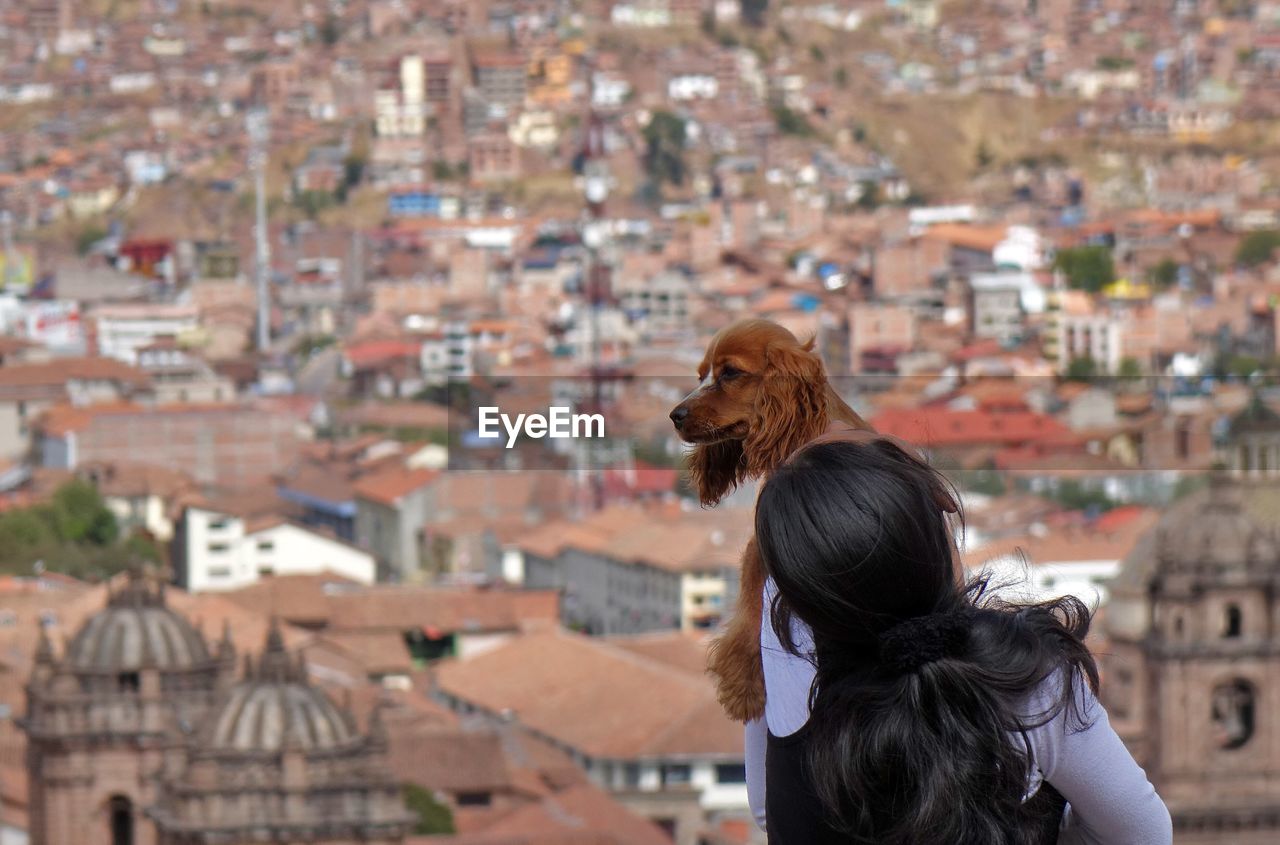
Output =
[
  {"x1": 182, "y1": 508, "x2": 374, "y2": 592},
  {"x1": 679, "y1": 571, "x2": 726, "y2": 632},
  {"x1": 71, "y1": 407, "x2": 301, "y2": 487},
  {"x1": 355, "y1": 491, "x2": 430, "y2": 582},
  {"x1": 558, "y1": 550, "x2": 682, "y2": 635},
  {"x1": 250, "y1": 523, "x2": 374, "y2": 584}
]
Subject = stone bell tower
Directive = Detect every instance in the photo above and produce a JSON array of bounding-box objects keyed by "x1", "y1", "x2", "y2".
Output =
[
  {"x1": 1103, "y1": 476, "x2": 1280, "y2": 844},
  {"x1": 21, "y1": 574, "x2": 235, "y2": 845}
]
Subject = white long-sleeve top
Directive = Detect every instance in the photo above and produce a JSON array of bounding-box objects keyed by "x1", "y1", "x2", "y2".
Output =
[{"x1": 746, "y1": 578, "x2": 1172, "y2": 845}]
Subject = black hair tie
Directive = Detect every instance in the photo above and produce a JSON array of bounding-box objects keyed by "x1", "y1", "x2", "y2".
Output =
[{"x1": 878, "y1": 613, "x2": 970, "y2": 674}]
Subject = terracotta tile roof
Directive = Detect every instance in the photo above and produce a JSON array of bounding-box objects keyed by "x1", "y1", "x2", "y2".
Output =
[
  {"x1": 76, "y1": 460, "x2": 197, "y2": 500},
  {"x1": 605, "y1": 630, "x2": 712, "y2": 677},
  {"x1": 0, "y1": 357, "x2": 151, "y2": 391},
  {"x1": 328, "y1": 586, "x2": 558, "y2": 634},
  {"x1": 920, "y1": 223, "x2": 1008, "y2": 253},
  {"x1": 343, "y1": 338, "x2": 423, "y2": 369},
  {"x1": 389, "y1": 725, "x2": 514, "y2": 793},
  {"x1": 967, "y1": 510, "x2": 1159, "y2": 568},
  {"x1": 221, "y1": 574, "x2": 560, "y2": 636},
  {"x1": 352, "y1": 465, "x2": 439, "y2": 506},
  {"x1": 433, "y1": 629, "x2": 742, "y2": 760},
  {"x1": 475, "y1": 783, "x2": 672, "y2": 845},
  {"x1": 220, "y1": 572, "x2": 362, "y2": 624},
  {"x1": 311, "y1": 630, "x2": 414, "y2": 676},
  {"x1": 517, "y1": 502, "x2": 749, "y2": 573},
  {"x1": 871, "y1": 408, "x2": 1069, "y2": 449},
  {"x1": 37, "y1": 400, "x2": 303, "y2": 438}
]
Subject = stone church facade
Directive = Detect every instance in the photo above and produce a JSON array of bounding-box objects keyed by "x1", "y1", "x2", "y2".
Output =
[
  {"x1": 1104, "y1": 476, "x2": 1280, "y2": 844},
  {"x1": 21, "y1": 574, "x2": 412, "y2": 845}
]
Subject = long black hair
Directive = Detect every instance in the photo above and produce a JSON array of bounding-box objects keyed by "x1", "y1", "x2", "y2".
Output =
[{"x1": 754, "y1": 438, "x2": 1099, "y2": 845}]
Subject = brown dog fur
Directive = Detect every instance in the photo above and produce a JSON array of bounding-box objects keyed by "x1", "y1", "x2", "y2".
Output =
[{"x1": 670, "y1": 319, "x2": 872, "y2": 722}]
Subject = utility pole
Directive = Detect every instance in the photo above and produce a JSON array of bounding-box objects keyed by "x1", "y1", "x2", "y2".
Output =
[
  {"x1": 246, "y1": 109, "x2": 271, "y2": 353},
  {"x1": 576, "y1": 62, "x2": 619, "y2": 514}
]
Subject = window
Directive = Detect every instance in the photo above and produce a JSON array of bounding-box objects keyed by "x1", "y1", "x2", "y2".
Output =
[
  {"x1": 1224, "y1": 604, "x2": 1243, "y2": 639},
  {"x1": 207, "y1": 542, "x2": 230, "y2": 554},
  {"x1": 117, "y1": 672, "x2": 140, "y2": 693},
  {"x1": 257, "y1": 540, "x2": 275, "y2": 553},
  {"x1": 109, "y1": 795, "x2": 134, "y2": 845},
  {"x1": 622, "y1": 763, "x2": 641, "y2": 788},
  {"x1": 456, "y1": 792, "x2": 491, "y2": 807},
  {"x1": 1211, "y1": 680, "x2": 1256, "y2": 750},
  {"x1": 207, "y1": 566, "x2": 231, "y2": 578},
  {"x1": 661, "y1": 764, "x2": 692, "y2": 786},
  {"x1": 715, "y1": 764, "x2": 747, "y2": 784},
  {"x1": 257, "y1": 566, "x2": 275, "y2": 577}
]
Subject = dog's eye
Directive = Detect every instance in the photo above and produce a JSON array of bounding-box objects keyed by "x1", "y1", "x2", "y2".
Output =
[{"x1": 719, "y1": 365, "x2": 742, "y2": 381}]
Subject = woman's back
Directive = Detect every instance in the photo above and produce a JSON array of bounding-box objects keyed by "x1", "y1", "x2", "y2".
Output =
[{"x1": 744, "y1": 433, "x2": 1171, "y2": 845}]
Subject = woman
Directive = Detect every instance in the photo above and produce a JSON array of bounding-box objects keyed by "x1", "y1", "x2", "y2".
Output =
[{"x1": 744, "y1": 425, "x2": 1171, "y2": 844}]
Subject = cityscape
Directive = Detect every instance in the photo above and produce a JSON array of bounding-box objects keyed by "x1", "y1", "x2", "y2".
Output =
[{"x1": 0, "y1": 0, "x2": 1279, "y2": 843}]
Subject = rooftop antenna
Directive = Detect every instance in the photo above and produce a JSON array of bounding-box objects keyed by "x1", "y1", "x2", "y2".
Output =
[{"x1": 246, "y1": 108, "x2": 272, "y2": 353}]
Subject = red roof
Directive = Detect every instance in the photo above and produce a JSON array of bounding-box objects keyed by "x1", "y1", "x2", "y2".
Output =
[
  {"x1": 602, "y1": 462, "x2": 678, "y2": 498},
  {"x1": 352, "y1": 466, "x2": 438, "y2": 507},
  {"x1": 1093, "y1": 505, "x2": 1155, "y2": 534},
  {"x1": 343, "y1": 339, "x2": 422, "y2": 369},
  {"x1": 950, "y1": 339, "x2": 1004, "y2": 363},
  {"x1": 871, "y1": 409, "x2": 1068, "y2": 448}
]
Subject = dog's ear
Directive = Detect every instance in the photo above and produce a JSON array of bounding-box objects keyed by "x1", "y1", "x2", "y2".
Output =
[
  {"x1": 743, "y1": 340, "x2": 829, "y2": 477},
  {"x1": 689, "y1": 439, "x2": 745, "y2": 506}
]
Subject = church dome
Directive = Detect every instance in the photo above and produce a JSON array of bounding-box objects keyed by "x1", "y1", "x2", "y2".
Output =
[
  {"x1": 66, "y1": 575, "x2": 211, "y2": 672},
  {"x1": 1113, "y1": 477, "x2": 1280, "y2": 590},
  {"x1": 1157, "y1": 480, "x2": 1278, "y2": 571},
  {"x1": 206, "y1": 626, "x2": 357, "y2": 752}
]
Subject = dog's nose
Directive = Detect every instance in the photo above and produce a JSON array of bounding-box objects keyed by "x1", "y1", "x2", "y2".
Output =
[{"x1": 670, "y1": 405, "x2": 689, "y2": 429}]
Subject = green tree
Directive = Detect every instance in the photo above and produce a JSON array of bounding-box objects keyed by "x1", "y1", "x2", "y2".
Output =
[
  {"x1": 855, "y1": 181, "x2": 880, "y2": 210},
  {"x1": 1235, "y1": 230, "x2": 1280, "y2": 268},
  {"x1": 0, "y1": 510, "x2": 57, "y2": 566},
  {"x1": 975, "y1": 140, "x2": 994, "y2": 170},
  {"x1": 1053, "y1": 246, "x2": 1116, "y2": 292},
  {"x1": 771, "y1": 104, "x2": 814, "y2": 137},
  {"x1": 1146, "y1": 257, "x2": 1179, "y2": 288},
  {"x1": 1096, "y1": 55, "x2": 1133, "y2": 71},
  {"x1": 1221, "y1": 354, "x2": 1262, "y2": 379},
  {"x1": 642, "y1": 111, "x2": 689, "y2": 192},
  {"x1": 403, "y1": 783, "x2": 455, "y2": 835},
  {"x1": 50, "y1": 480, "x2": 118, "y2": 546},
  {"x1": 335, "y1": 153, "x2": 366, "y2": 202},
  {"x1": 1117, "y1": 357, "x2": 1144, "y2": 381},
  {"x1": 1065, "y1": 356, "x2": 1099, "y2": 382},
  {"x1": 320, "y1": 14, "x2": 341, "y2": 46},
  {"x1": 1050, "y1": 479, "x2": 1119, "y2": 512},
  {"x1": 834, "y1": 66, "x2": 849, "y2": 88},
  {"x1": 742, "y1": 0, "x2": 769, "y2": 26},
  {"x1": 76, "y1": 225, "x2": 107, "y2": 255},
  {"x1": 295, "y1": 190, "x2": 335, "y2": 219},
  {"x1": 961, "y1": 469, "x2": 1007, "y2": 497},
  {"x1": 122, "y1": 532, "x2": 162, "y2": 563}
]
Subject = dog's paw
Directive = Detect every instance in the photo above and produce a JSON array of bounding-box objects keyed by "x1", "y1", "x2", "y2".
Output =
[
  {"x1": 717, "y1": 673, "x2": 766, "y2": 724},
  {"x1": 708, "y1": 636, "x2": 767, "y2": 723}
]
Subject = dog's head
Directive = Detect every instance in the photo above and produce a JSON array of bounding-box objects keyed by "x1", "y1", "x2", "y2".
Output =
[{"x1": 670, "y1": 319, "x2": 830, "y2": 506}]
